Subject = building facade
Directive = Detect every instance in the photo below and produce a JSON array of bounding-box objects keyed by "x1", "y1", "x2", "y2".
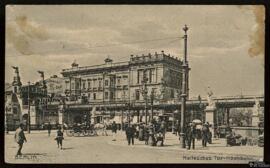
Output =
[{"x1": 46, "y1": 51, "x2": 184, "y2": 125}]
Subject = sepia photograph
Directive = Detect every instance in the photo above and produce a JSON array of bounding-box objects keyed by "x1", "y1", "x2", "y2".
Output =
[{"x1": 4, "y1": 5, "x2": 265, "y2": 164}]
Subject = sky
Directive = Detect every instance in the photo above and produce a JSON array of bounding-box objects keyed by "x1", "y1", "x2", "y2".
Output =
[{"x1": 5, "y1": 5, "x2": 265, "y2": 98}]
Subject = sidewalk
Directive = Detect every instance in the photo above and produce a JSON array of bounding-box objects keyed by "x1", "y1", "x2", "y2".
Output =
[
  {"x1": 109, "y1": 132, "x2": 263, "y2": 158},
  {"x1": 5, "y1": 130, "x2": 57, "y2": 135}
]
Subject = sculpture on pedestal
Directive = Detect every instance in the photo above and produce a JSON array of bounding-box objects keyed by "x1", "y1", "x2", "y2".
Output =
[{"x1": 206, "y1": 87, "x2": 216, "y2": 110}]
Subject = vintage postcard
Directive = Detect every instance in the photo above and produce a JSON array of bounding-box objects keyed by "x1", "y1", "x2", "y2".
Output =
[{"x1": 4, "y1": 5, "x2": 265, "y2": 164}]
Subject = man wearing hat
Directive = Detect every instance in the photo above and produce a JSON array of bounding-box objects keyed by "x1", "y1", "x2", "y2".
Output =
[
  {"x1": 202, "y1": 123, "x2": 209, "y2": 147},
  {"x1": 125, "y1": 124, "x2": 136, "y2": 145},
  {"x1": 14, "y1": 123, "x2": 27, "y2": 156},
  {"x1": 186, "y1": 122, "x2": 196, "y2": 150}
]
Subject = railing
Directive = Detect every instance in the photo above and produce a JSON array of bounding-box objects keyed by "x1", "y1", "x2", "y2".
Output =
[{"x1": 62, "y1": 61, "x2": 129, "y2": 73}]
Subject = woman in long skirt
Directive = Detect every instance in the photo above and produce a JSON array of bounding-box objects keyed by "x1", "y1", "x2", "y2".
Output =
[{"x1": 55, "y1": 126, "x2": 64, "y2": 149}]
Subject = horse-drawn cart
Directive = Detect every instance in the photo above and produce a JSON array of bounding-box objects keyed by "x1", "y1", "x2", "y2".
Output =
[{"x1": 65, "y1": 123, "x2": 98, "y2": 137}]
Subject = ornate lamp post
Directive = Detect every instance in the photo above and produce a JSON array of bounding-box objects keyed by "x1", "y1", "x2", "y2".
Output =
[
  {"x1": 179, "y1": 25, "x2": 189, "y2": 148},
  {"x1": 150, "y1": 88, "x2": 155, "y2": 122},
  {"x1": 140, "y1": 69, "x2": 148, "y2": 125}
]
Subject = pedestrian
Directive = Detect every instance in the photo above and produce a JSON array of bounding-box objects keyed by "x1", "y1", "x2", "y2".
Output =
[
  {"x1": 186, "y1": 123, "x2": 196, "y2": 150},
  {"x1": 148, "y1": 124, "x2": 156, "y2": 146},
  {"x1": 125, "y1": 124, "x2": 136, "y2": 145},
  {"x1": 14, "y1": 123, "x2": 27, "y2": 156},
  {"x1": 55, "y1": 126, "x2": 64, "y2": 149},
  {"x1": 102, "y1": 121, "x2": 108, "y2": 136},
  {"x1": 161, "y1": 120, "x2": 167, "y2": 139},
  {"x1": 139, "y1": 124, "x2": 144, "y2": 141},
  {"x1": 175, "y1": 120, "x2": 179, "y2": 136},
  {"x1": 135, "y1": 124, "x2": 139, "y2": 139},
  {"x1": 111, "y1": 121, "x2": 117, "y2": 141},
  {"x1": 202, "y1": 123, "x2": 209, "y2": 147},
  {"x1": 47, "y1": 122, "x2": 52, "y2": 136},
  {"x1": 144, "y1": 126, "x2": 149, "y2": 145},
  {"x1": 216, "y1": 127, "x2": 220, "y2": 139}
]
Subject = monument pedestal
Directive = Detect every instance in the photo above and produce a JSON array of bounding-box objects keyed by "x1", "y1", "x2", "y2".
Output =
[
  {"x1": 58, "y1": 105, "x2": 64, "y2": 125},
  {"x1": 30, "y1": 105, "x2": 36, "y2": 125},
  {"x1": 204, "y1": 107, "x2": 216, "y2": 140}
]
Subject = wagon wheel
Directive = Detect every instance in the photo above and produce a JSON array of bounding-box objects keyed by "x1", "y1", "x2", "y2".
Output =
[
  {"x1": 66, "y1": 129, "x2": 74, "y2": 137},
  {"x1": 90, "y1": 129, "x2": 98, "y2": 136},
  {"x1": 83, "y1": 130, "x2": 89, "y2": 136},
  {"x1": 73, "y1": 131, "x2": 81, "y2": 137}
]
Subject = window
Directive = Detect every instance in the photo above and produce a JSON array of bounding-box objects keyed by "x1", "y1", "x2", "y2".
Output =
[
  {"x1": 110, "y1": 92, "x2": 114, "y2": 100},
  {"x1": 135, "y1": 90, "x2": 140, "y2": 100},
  {"x1": 137, "y1": 70, "x2": 140, "y2": 84},
  {"x1": 171, "y1": 89, "x2": 174, "y2": 98},
  {"x1": 75, "y1": 81, "x2": 80, "y2": 89},
  {"x1": 71, "y1": 83, "x2": 75, "y2": 90},
  {"x1": 149, "y1": 70, "x2": 152, "y2": 83},
  {"x1": 13, "y1": 107, "x2": 18, "y2": 114},
  {"x1": 93, "y1": 93, "x2": 96, "y2": 100},
  {"x1": 65, "y1": 81, "x2": 70, "y2": 89},
  {"x1": 105, "y1": 92, "x2": 109, "y2": 99},
  {"x1": 105, "y1": 80, "x2": 109, "y2": 86},
  {"x1": 88, "y1": 81, "x2": 91, "y2": 88},
  {"x1": 82, "y1": 81, "x2": 86, "y2": 89},
  {"x1": 99, "y1": 80, "x2": 102, "y2": 87},
  {"x1": 150, "y1": 69, "x2": 155, "y2": 83},
  {"x1": 117, "y1": 78, "x2": 121, "y2": 85},
  {"x1": 93, "y1": 79, "x2": 97, "y2": 87}
]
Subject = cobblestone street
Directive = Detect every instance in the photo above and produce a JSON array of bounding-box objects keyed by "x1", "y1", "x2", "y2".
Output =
[{"x1": 5, "y1": 131, "x2": 263, "y2": 164}]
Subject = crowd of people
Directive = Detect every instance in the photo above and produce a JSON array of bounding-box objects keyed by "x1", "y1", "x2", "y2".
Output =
[
  {"x1": 120, "y1": 119, "x2": 167, "y2": 146},
  {"x1": 13, "y1": 118, "x2": 252, "y2": 157}
]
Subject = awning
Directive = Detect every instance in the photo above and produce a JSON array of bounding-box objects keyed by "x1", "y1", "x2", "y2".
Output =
[{"x1": 111, "y1": 116, "x2": 121, "y2": 124}]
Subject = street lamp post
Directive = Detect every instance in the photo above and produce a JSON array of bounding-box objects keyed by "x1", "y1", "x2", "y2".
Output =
[
  {"x1": 179, "y1": 25, "x2": 189, "y2": 148},
  {"x1": 27, "y1": 81, "x2": 31, "y2": 133},
  {"x1": 150, "y1": 88, "x2": 155, "y2": 122},
  {"x1": 140, "y1": 69, "x2": 148, "y2": 125}
]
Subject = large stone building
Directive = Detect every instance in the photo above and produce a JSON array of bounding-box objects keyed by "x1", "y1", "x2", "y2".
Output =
[
  {"x1": 5, "y1": 51, "x2": 186, "y2": 129},
  {"x1": 46, "y1": 51, "x2": 185, "y2": 125}
]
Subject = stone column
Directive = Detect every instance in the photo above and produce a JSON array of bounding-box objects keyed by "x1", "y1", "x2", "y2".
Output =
[
  {"x1": 204, "y1": 107, "x2": 216, "y2": 140},
  {"x1": 252, "y1": 99, "x2": 261, "y2": 127},
  {"x1": 58, "y1": 105, "x2": 64, "y2": 125},
  {"x1": 30, "y1": 105, "x2": 36, "y2": 125}
]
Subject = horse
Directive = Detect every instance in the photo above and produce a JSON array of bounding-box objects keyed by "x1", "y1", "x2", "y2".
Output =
[{"x1": 94, "y1": 123, "x2": 108, "y2": 136}]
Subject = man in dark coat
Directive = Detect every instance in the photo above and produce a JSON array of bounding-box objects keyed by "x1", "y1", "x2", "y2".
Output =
[
  {"x1": 111, "y1": 121, "x2": 117, "y2": 141},
  {"x1": 202, "y1": 123, "x2": 209, "y2": 147},
  {"x1": 126, "y1": 124, "x2": 136, "y2": 145},
  {"x1": 47, "y1": 122, "x2": 52, "y2": 136},
  {"x1": 144, "y1": 125, "x2": 149, "y2": 145},
  {"x1": 186, "y1": 123, "x2": 196, "y2": 150},
  {"x1": 14, "y1": 123, "x2": 27, "y2": 156}
]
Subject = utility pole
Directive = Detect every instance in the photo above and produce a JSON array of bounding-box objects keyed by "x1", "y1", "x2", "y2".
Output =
[
  {"x1": 179, "y1": 25, "x2": 189, "y2": 148},
  {"x1": 28, "y1": 81, "x2": 31, "y2": 133},
  {"x1": 150, "y1": 88, "x2": 155, "y2": 122},
  {"x1": 141, "y1": 69, "x2": 148, "y2": 125}
]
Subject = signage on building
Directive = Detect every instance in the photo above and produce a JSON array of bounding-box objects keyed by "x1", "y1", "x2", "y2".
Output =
[{"x1": 46, "y1": 78, "x2": 64, "y2": 95}]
